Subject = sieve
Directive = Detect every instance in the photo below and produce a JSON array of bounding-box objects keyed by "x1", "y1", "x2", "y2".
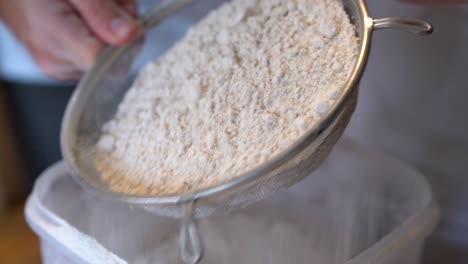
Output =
[{"x1": 61, "y1": 0, "x2": 432, "y2": 263}]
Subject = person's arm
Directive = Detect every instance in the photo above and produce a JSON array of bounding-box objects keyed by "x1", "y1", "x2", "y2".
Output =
[{"x1": 0, "y1": 0, "x2": 140, "y2": 80}]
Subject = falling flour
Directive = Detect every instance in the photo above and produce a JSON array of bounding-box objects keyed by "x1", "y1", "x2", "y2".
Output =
[{"x1": 96, "y1": 0, "x2": 359, "y2": 196}]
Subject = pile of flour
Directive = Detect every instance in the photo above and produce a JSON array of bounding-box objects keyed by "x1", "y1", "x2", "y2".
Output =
[{"x1": 95, "y1": 0, "x2": 359, "y2": 196}]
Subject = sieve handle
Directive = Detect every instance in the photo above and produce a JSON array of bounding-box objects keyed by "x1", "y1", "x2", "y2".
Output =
[
  {"x1": 180, "y1": 201, "x2": 203, "y2": 264},
  {"x1": 373, "y1": 17, "x2": 433, "y2": 35}
]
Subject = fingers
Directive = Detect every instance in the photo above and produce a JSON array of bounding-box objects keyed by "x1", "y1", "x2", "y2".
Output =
[
  {"x1": 50, "y1": 7, "x2": 105, "y2": 71},
  {"x1": 68, "y1": 0, "x2": 140, "y2": 45},
  {"x1": 33, "y1": 47, "x2": 84, "y2": 80},
  {"x1": 37, "y1": 57, "x2": 84, "y2": 81},
  {"x1": 27, "y1": 0, "x2": 105, "y2": 79},
  {"x1": 0, "y1": 0, "x2": 140, "y2": 81}
]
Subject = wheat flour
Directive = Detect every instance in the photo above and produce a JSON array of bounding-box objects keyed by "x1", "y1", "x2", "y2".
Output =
[{"x1": 95, "y1": 0, "x2": 359, "y2": 195}]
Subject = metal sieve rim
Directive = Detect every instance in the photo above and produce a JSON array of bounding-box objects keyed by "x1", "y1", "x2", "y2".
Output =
[{"x1": 60, "y1": 0, "x2": 433, "y2": 206}]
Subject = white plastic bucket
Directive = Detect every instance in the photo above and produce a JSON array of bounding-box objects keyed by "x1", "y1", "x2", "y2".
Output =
[{"x1": 26, "y1": 139, "x2": 439, "y2": 264}]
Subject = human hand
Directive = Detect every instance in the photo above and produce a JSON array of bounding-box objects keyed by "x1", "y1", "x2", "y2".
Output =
[{"x1": 0, "y1": 0, "x2": 140, "y2": 80}]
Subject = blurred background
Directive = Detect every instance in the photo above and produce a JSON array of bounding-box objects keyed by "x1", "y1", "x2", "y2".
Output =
[{"x1": 0, "y1": 0, "x2": 467, "y2": 263}]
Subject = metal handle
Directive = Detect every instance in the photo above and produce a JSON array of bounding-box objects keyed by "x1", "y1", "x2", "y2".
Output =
[
  {"x1": 373, "y1": 17, "x2": 433, "y2": 35},
  {"x1": 180, "y1": 201, "x2": 203, "y2": 264}
]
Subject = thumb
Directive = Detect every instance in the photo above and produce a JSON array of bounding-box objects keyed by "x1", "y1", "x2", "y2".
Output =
[{"x1": 69, "y1": 0, "x2": 141, "y2": 45}]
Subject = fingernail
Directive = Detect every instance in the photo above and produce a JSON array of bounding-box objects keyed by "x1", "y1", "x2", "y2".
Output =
[{"x1": 110, "y1": 12, "x2": 137, "y2": 39}]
